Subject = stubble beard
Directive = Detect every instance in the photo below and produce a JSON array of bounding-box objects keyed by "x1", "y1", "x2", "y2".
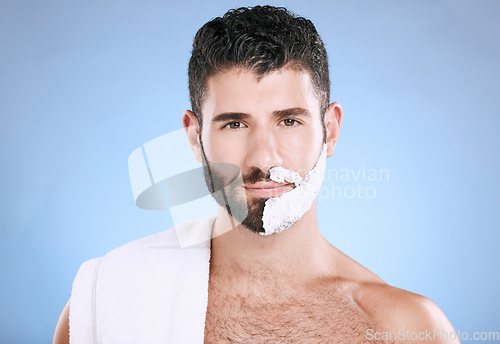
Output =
[
  {"x1": 200, "y1": 140, "x2": 269, "y2": 234},
  {"x1": 239, "y1": 191, "x2": 267, "y2": 234}
]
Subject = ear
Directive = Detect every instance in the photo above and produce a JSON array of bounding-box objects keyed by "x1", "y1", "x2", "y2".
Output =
[
  {"x1": 182, "y1": 110, "x2": 202, "y2": 163},
  {"x1": 324, "y1": 102, "x2": 343, "y2": 157}
]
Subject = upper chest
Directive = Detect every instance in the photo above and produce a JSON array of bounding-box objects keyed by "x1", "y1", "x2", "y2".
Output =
[{"x1": 203, "y1": 278, "x2": 389, "y2": 344}]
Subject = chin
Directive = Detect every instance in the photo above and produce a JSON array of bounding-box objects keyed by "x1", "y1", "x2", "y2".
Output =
[{"x1": 240, "y1": 197, "x2": 267, "y2": 234}]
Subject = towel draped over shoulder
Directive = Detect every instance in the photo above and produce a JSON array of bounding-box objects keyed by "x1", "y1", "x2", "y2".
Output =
[{"x1": 69, "y1": 217, "x2": 215, "y2": 344}]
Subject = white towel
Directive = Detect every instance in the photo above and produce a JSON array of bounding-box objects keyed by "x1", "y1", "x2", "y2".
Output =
[{"x1": 69, "y1": 216, "x2": 215, "y2": 344}]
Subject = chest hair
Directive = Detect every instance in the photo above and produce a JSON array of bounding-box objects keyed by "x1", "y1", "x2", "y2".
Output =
[{"x1": 204, "y1": 276, "x2": 390, "y2": 344}]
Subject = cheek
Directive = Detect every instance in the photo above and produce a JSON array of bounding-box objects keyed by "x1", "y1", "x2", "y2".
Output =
[
  {"x1": 278, "y1": 125, "x2": 324, "y2": 171},
  {"x1": 201, "y1": 129, "x2": 244, "y2": 163}
]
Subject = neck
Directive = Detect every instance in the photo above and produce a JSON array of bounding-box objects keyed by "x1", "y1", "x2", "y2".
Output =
[{"x1": 210, "y1": 202, "x2": 335, "y2": 286}]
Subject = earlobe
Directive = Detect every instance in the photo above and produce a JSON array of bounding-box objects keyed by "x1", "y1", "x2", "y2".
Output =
[
  {"x1": 182, "y1": 110, "x2": 202, "y2": 163},
  {"x1": 324, "y1": 102, "x2": 343, "y2": 157}
]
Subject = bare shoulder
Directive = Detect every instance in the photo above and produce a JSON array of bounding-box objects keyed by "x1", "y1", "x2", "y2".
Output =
[
  {"x1": 53, "y1": 298, "x2": 70, "y2": 344},
  {"x1": 327, "y1": 246, "x2": 458, "y2": 342},
  {"x1": 354, "y1": 282, "x2": 460, "y2": 343}
]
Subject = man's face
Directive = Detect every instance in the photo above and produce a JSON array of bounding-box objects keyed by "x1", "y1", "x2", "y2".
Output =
[{"x1": 199, "y1": 68, "x2": 325, "y2": 233}]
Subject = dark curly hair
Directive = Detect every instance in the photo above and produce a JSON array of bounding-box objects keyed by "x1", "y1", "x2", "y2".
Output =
[{"x1": 188, "y1": 6, "x2": 330, "y2": 127}]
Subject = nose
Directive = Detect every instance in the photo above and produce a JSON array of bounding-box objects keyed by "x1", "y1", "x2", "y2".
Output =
[{"x1": 244, "y1": 128, "x2": 283, "y2": 173}]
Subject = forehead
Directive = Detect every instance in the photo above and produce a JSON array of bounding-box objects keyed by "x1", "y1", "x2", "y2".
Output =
[{"x1": 201, "y1": 68, "x2": 321, "y2": 120}]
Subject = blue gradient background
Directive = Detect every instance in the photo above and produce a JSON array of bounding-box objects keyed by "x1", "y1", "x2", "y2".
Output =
[{"x1": 1, "y1": 0, "x2": 499, "y2": 342}]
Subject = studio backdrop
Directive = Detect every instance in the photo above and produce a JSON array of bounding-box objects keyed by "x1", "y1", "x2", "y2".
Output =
[{"x1": 1, "y1": 0, "x2": 499, "y2": 342}]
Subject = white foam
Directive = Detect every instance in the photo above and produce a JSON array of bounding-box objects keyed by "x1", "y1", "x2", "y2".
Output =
[{"x1": 261, "y1": 143, "x2": 327, "y2": 235}]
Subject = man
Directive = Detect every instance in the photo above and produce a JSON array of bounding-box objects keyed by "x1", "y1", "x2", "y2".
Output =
[{"x1": 54, "y1": 6, "x2": 459, "y2": 343}]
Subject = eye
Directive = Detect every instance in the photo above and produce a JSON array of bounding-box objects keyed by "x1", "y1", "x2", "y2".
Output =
[
  {"x1": 223, "y1": 121, "x2": 247, "y2": 129},
  {"x1": 280, "y1": 119, "x2": 300, "y2": 127}
]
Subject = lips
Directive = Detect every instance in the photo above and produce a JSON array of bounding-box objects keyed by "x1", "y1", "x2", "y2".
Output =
[{"x1": 244, "y1": 181, "x2": 293, "y2": 197}]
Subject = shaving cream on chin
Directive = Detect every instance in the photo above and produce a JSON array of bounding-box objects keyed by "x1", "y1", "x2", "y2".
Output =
[{"x1": 261, "y1": 143, "x2": 328, "y2": 235}]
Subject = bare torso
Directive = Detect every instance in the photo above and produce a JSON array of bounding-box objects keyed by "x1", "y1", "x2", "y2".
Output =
[{"x1": 204, "y1": 263, "x2": 390, "y2": 344}]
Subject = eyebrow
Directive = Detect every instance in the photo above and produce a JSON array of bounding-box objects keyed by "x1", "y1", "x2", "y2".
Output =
[
  {"x1": 212, "y1": 107, "x2": 311, "y2": 123},
  {"x1": 212, "y1": 112, "x2": 250, "y2": 123},
  {"x1": 272, "y1": 107, "x2": 311, "y2": 119}
]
